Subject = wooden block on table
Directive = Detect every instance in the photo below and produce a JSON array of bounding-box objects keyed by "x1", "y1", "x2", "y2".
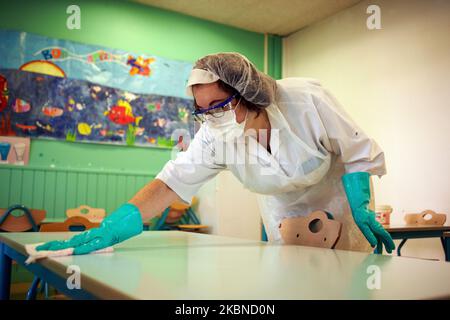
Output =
[{"x1": 404, "y1": 210, "x2": 447, "y2": 226}]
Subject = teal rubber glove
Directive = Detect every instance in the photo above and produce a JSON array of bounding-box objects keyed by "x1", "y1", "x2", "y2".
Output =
[
  {"x1": 36, "y1": 203, "x2": 143, "y2": 255},
  {"x1": 342, "y1": 172, "x2": 395, "y2": 253}
]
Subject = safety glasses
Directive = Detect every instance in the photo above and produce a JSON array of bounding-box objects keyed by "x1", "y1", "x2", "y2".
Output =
[{"x1": 192, "y1": 93, "x2": 238, "y2": 123}]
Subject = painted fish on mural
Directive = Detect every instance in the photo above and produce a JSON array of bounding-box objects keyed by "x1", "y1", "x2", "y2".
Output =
[
  {"x1": 89, "y1": 85, "x2": 111, "y2": 101},
  {"x1": 77, "y1": 122, "x2": 102, "y2": 136},
  {"x1": 12, "y1": 98, "x2": 31, "y2": 113},
  {"x1": 76, "y1": 103, "x2": 85, "y2": 111},
  {"x1": 153, "y1": 118, "x2": 166, "y2": 128},
  {"x1": 99, "y1": 129, "x2": 114, "y2": 137},
  {"x1": 42, "y1": 106, "x2": 63, "y2": 117},
  {"x1": 115, "y1": 129, "x2": 126, "y2": 137},
  {"x1": 36, "y1": 121, "x2": 54, "y2": 133},
  {"x1": 67, "y1": 98, "x2": 75, "y2": 112},
  {"x1": 104, "y1": 99, "x2": 142, "y2": 126},
  {"x1": 135, "y1": 127, "x2": 145, "y2": 136},
  {"x1": 66, "y1": 98, "x2": 85, "y2": 112},
  {"x1": 146, "y1": 136, "x2": 156, "y2": 144},
  {"x1": 178, "y1": 107, "x2": 189, "y2": 122},
  {"x1": 90, "y1": 85, "x2": 102, "y2": 100},
  {"x1": 77, "y1": 123, "x2": 91, "y2": 136},
  {"x1": 146, "y1": 102, "x2": 161, "y2": 112},
  {"x1": 15, "y1": 123, "x2": 37, "y2": 131},
  {"x1": 123, "y1": 92, "x2": 139, "y2": 102}
]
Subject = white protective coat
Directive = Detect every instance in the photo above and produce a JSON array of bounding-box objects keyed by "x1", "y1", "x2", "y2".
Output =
[{"x1": 156, "y1": 78, "x2": 386, "y2": 252}]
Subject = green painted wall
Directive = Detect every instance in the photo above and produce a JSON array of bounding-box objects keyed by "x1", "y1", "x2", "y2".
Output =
[
  {"x1": 267, "y1": 35, "x2": 283, "y2": 80},
  {"x1": 0, "y1": 0, "x2": 265, "y2": 64}
]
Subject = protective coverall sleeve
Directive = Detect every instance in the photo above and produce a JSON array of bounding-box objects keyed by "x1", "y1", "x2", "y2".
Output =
[
  {"x1": 312, "y1": 87, "x2": 387, "y2": 177},
  {"x1": 156, "y1": 125, "x2": 225, "y2": 204}
]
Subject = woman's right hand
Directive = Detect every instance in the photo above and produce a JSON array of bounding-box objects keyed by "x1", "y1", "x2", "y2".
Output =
[{"x1": 36, "y1": 203, "x2": 143, "y2": 255}]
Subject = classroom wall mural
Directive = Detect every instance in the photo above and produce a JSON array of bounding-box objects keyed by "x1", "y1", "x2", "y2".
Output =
[{"x1": 0, "y1": 30, "x2": 195, "y2": 148}]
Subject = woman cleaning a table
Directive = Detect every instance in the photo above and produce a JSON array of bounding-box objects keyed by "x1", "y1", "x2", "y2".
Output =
[{"x1": 37, "y1": 53, "x2": 395, "y2": 255}]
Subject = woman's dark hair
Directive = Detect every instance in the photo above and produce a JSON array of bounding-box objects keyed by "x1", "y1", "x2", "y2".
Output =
[{"x1": 217, "y1": 80, "x2": 263, "y2": 117}]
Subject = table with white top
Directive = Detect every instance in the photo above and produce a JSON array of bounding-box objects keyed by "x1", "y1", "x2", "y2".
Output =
[{"x1": 1, "y1": 231, "x2": 450, "y2": 299}]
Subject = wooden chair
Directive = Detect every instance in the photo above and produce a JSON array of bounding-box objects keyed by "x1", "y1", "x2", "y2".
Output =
[
  {"x1": 279, "y1": 210, "x2": 342, "y2": 249},
  {"x1": 65, "y1": 205, "x2": 106, "y2": 223},
  {"x1": 0, "y1": 205, "x2": 46, "y2": 299},
  {"x1": 0, "y1": 205, "x2": 46, "y2": 232},
  {"x1": 152, "y1": 197, "x2": 208, "y2": 232}
]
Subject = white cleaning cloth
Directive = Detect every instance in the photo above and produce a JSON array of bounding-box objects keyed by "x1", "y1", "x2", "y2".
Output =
[{"x1": 25, "y1": 243, "x2": 114, "y2": 265}]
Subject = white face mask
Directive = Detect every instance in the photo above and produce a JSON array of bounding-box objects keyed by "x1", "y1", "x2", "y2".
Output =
[{"x1": 206, "y1": 98, "x2": 247, "y2": 142}]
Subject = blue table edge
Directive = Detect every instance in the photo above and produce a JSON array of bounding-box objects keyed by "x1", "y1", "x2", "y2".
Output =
[{"x1": 0, "y1": 239, "x2": 135, "y2": 300}]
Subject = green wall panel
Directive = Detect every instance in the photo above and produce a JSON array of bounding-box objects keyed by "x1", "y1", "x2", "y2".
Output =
[
  {"x1": 267, "y1": 34, "x2": 283, "y2": 80},
  {"x1": 0, "y1": 170, "x2": 11, "y2": 205},
  {"x1": 0, "y1": 166, "x2": 155, "y2": 219}
]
